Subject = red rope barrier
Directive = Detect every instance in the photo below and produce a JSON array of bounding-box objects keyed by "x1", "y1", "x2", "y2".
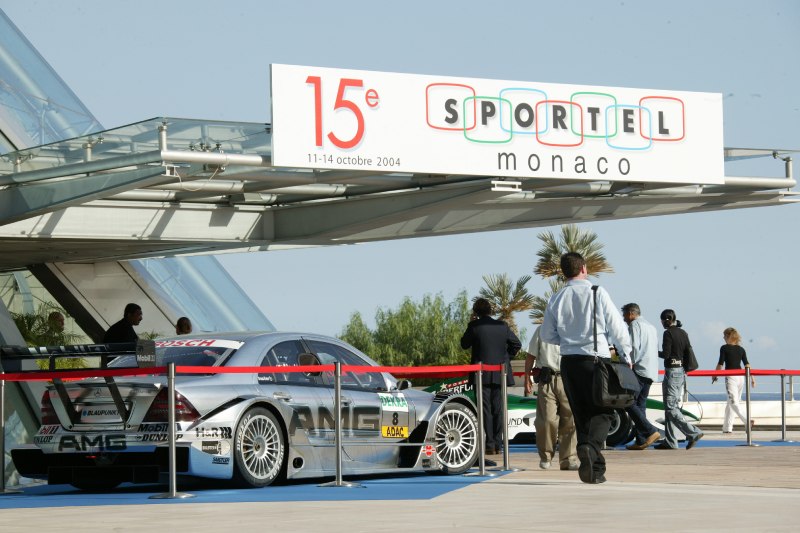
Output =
[
  {"x1": 2, "y1": 364, "x2": 799, "y2": 382},
  {"x1": 176, "y1": 365, "x2": 335, "y2": 374},
  {"x1": 1, "y1": 367, "x2": 168, "y2": 381}
]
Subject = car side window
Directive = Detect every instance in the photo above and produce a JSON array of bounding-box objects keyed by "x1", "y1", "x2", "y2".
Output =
[
  {"x1": 306, "y1": 340, "x2": 385, "y2": 391},
  {"x1": 258, "y1": 340, "x2": 310, "y2": 385}
]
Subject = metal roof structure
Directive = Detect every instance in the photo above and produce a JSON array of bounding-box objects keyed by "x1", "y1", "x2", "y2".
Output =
[{"x1": 0, "y1": 116, "x2": 796, "y2": 272}]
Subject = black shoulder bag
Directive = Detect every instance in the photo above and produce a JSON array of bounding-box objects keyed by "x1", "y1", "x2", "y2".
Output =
[{"x1": 591, "y1": 285, "x2": 638, "y2": 409}]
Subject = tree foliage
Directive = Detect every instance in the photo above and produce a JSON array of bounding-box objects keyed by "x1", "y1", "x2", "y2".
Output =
[
  {"x1": 533, "y1": 224, "x2": 613, "y2": 281},
  {"x1": 340, "y1": 292, "x2": 471, "y2": 367},
  {"x1": 476, "y1": 273, "x2": 535, "y2": 334},
  {"x1": 11, "y1": 302, "x2": 86, "y2": 369},
  {"x1": 528, "y1": 278, "x2": 566, "y2": 325},
  {"x1": 529, "y1": 224, "x2": 613, "y2": 324}
]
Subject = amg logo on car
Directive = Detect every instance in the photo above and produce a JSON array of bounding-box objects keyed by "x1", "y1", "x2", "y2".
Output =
[
  {"x1": 58, "y1": 434, "x2": 127, "y2": 451},
  {"x1": 288, "y1": 405, "x2": 380, "y2": 436}
]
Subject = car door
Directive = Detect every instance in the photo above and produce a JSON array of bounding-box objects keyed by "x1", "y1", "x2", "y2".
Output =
[
  {"x1": 304, "y1": 338, "x2": 413, "y2": 471},
  {"x1": 257, "y1": 339, "x2": 331, "y2": 448}
]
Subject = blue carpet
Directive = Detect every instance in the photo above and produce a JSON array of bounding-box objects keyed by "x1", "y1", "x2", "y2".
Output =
[
  {"x1": 610, "y1": 438, "x2": 800, "y2": 449},
  {"x1": 4, "y1": 440, "x2": 796, "y2": 509},
  {"x1": 0, "y1": 470, "x2": 506, "y2": 509}
]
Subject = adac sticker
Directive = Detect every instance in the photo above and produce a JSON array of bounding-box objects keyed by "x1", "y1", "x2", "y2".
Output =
[
  {"x1": 381, "y1": 426, "x2": 409, "y2": 438},
  {"x1": 378, "y1": 393, "x2": 408, "y2": 412}
]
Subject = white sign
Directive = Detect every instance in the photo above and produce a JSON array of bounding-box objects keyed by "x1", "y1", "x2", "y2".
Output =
[{"x1": 270, "y1": 64, "x2": 724, "y2": 184}]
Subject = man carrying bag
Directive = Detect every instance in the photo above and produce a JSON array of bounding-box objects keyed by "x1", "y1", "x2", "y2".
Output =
[{"x1": 542, "y1": 252, "x2": 633, "y2": 484}]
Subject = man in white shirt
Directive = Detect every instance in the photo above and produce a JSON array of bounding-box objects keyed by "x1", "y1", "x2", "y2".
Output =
[{"x1": 542, "y1": 252, "x2": 632, "y2": 484}]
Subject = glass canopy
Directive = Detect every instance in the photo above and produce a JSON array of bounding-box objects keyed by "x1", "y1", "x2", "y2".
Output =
[{"x1": 1, "y1": 117, "x2": 272, "y2": 175}]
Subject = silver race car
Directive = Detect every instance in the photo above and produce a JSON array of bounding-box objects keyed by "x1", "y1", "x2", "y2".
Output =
[{"x1": 11, "y1": 332, "x2": 480, "y2": 490}]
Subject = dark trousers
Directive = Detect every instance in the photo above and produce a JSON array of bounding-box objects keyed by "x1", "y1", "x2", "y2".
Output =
[
  {"x1": 481, "y1": 382, "x2": 503, "y2": 451},
  {"x1": 560, "y1": 356, "x2": 614, "y2": 477},
  {"x1": 627, "y1": 373, "x2": 658, "y2": 443}
]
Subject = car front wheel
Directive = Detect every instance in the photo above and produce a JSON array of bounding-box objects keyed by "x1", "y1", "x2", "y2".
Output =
[
  {"x1": 233, "y1": 407, "x2": 285, "y2": 487},
  {"x1": 434, "y1": 403, "x2": 479, "y2": 474}
]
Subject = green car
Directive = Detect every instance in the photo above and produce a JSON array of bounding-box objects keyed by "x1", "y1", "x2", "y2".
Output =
[{"x1": 426, "y1": 377, "x2": 699, "y2": 447}]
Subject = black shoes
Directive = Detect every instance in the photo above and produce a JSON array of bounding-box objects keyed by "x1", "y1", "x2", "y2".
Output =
[
  {"x1": 654, "y1": 442, "x2": 676, "y2": 450},
  {"x1": 577, "y1": 445, "x2": 605, "y2": 484}
]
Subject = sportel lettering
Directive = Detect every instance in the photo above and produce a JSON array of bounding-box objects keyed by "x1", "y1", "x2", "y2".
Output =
[{"x1": 427, "y1": 83, "x2": 685, "y2": 148}]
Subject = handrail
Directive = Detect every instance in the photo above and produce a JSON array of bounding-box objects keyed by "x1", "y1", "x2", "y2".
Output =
[{"x1": 1, "y1": 363, "x2": 798, "y2": 493}]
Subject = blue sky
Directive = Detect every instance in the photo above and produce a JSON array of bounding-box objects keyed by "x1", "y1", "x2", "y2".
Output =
[{"x1": 2, "y1": 1, "x2": 798, "y2": 384}]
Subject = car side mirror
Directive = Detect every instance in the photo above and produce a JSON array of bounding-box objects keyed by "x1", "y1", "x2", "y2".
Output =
[
  {"x1": 298, "y1": 352, "x2": 322, "y2": 376},
  {"x1": 396, "y1": 379, "x2": 412, "y2": 391}
]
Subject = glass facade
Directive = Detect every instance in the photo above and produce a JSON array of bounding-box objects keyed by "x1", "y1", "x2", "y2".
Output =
[
  {"x1": 0, "y1": 11, "x2": 102, "y2": 148},
  {"x1": 130, "y1": 256, "x2": 274, "y2": 333},
  {"x1": 0, "y1": 7, "x2": 274, "y2": 486},
  {"x1": 0, "y1": 9, "x2": 273, "y2": 335}
]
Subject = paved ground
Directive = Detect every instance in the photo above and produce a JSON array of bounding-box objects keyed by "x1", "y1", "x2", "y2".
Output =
[{"x1": 1, "y1": 429, "x2": 798, "y2": 532}]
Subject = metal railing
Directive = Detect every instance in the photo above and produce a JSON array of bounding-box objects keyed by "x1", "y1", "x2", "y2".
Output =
[
  {"x1": 0, "y1": 359, "x2": 521, "y2": 494},
  {"x1": 3, "y1": 361, "x2": 799, "y2": 494}
]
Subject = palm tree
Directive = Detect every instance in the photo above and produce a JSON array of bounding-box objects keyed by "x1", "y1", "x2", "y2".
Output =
[
  {"x1": 476, "y1": 273, "x2": 535, "y2": 334},
  {"x1": 533, "y1": 224, "x2": 613, "y2": 281},
  {"x1": 529, "y1": 224, "x2": 613, "y2": 324},
  {"x1": 11, "y1": 302, "x2": 87, "y2": 369},
  {"x1": 528, "y1": 278, "x2": 565, "y2": 325}
]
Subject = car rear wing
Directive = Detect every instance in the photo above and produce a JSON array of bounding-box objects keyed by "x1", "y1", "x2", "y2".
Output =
[{"x1": 0, "y1": 341, "x2": 148, "y2": 427}]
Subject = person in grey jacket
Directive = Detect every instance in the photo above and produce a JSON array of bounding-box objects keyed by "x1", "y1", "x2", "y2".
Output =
[{"x1": 621, "y1": 303, "x2": 662, "y2": 450}]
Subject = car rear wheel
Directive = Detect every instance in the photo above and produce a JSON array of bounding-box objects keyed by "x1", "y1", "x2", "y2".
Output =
[
  {"x1": 606, "y1": 409, "x2": 635, "y2": 447},
  {"x1": 233, "y1": 407, "x2": 285, "y2": 487},
  {"x1": 434, "y1": 403, "x2": 479, "y2": 474}
]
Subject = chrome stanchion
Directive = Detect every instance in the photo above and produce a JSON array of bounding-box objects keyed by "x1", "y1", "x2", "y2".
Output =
[
  {"x1": 498, "y1": 363, "x2": 521, "y2": 472},
  {"x1": 151, "y1": 363, "x2": 194, "y2": 499},
  {"x1": 773, "y1": 372, "x2": 794, "y2": 443},
  {"x1": 320, "y1": 361, "x2": 361, "y2": 488},
  {"x1": 466, "y1": 363, "x2": 494, "y2": 478},
  {"x1": 1, "y1": 372, "x2": 22, "y2": 494},
  {"x1": 737, "y1": 367, "x2": 759, "y2": 448}
]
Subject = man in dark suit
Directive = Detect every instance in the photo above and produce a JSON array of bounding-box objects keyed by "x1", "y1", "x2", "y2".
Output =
[
  {"x1": 460, "y1": 298, "x2": 521, "y2": 456},
  {"x1": 103, "y1": 303, "x2": 142, "y2": 344}
]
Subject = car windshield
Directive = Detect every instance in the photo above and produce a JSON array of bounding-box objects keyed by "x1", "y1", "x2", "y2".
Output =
[{"x1": 108, "y1": 339, "x2": 243, "y2": 368}]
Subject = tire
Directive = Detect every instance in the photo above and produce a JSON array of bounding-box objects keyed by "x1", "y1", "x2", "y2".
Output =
[
  {"x1": 605, "y1": 409, "x2": 634, "y2": 447},
  {"x1": 434, "y1": 403, "x2": 479, "y2": 474},
  {"x1": 233, "y1": 407, "x2": 285, "y2": 487}
]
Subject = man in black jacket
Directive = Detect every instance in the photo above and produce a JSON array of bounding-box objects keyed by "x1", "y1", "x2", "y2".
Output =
[
  {"x1": 103, "y1": 303, "x2": 142, "y2": 344},
  {"x1": 460, "y1": 298, "x2": 521, "y2": 456}
]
